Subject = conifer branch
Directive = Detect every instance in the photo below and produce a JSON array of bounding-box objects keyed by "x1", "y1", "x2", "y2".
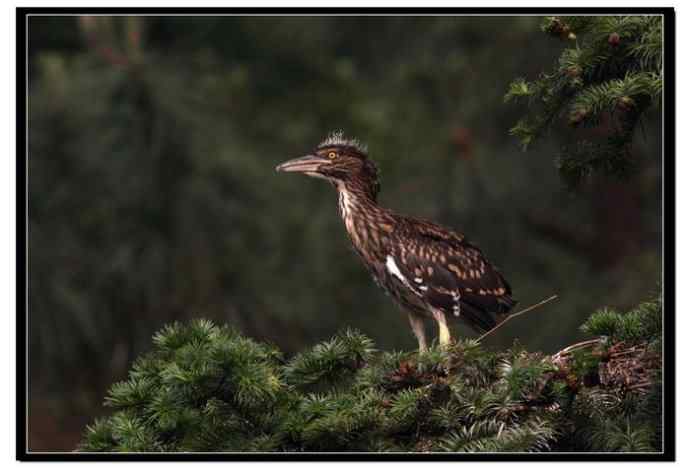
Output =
[
  {"x1": 506, "y1": 15, "x2": 663, "y2": 188},
  {"x1": 78, "y1": 292, "x2": 662, "y2": 453}
]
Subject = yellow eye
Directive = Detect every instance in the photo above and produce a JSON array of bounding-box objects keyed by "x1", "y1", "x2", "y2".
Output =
[{"x1": 328, "y1": 151, "x2": 337, "y2": 159}]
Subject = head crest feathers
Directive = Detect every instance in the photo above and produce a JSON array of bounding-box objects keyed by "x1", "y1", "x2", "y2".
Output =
[{"x1": 317, "y1": 131, "x2": 368, "y2": 156}]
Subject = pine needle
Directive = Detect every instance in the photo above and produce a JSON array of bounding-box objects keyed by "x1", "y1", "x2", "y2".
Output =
[{"x1": 477, "y1": 295, "x2": 559, "y2": 343}]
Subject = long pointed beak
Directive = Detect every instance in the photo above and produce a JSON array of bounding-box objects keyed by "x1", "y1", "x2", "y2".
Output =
[{"x1": 275, "y1": 155, "x2": 329, "y2": 174}]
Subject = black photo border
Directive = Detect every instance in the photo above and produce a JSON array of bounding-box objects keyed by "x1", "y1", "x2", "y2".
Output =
[{"x1": 16, "y1": 6, "x2": 676, "y2": 462}]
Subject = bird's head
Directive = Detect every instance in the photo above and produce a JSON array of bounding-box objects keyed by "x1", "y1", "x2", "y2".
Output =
[{"x1": 276, "y1": 131, "x2": 380, "y2": 198}]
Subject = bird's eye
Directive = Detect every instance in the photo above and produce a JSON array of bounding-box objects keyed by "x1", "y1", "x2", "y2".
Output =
[{"x1": 328, "y1": 152, "x2": 337, "y2": 159}]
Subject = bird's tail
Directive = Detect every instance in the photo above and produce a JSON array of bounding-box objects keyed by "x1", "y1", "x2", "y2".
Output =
[
  {"x1": 459, "y1": 294, "x2": 518, "y2": 333},
  {"x1": 460, "y1": 301, "x2": 498, "y2": 333},
  {"x1": 497, "y1": 295, "x2": 519, "y2": 314}
]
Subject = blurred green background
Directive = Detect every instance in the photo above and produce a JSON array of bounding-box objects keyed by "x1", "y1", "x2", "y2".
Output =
[{"x1": 27, "y1": 15, "x2": 661, "y2": 451}]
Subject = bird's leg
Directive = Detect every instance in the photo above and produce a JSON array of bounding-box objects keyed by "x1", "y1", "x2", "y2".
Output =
[
  {"x1": 432, "y1": 309, "x2": 453, "y2": 348},
  {"x1": 407, "y1": 314, "x2": 428, "y2": 352}
]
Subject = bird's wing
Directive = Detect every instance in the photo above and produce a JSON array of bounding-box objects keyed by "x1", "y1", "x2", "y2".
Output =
[{"x1": 387, "y1": 217, "x2": 516, "y2": 332}]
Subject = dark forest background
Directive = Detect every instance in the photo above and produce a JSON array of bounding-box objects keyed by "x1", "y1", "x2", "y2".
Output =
[{"x1": 27, "y1": 16, "x2": 661, "y2": 451}]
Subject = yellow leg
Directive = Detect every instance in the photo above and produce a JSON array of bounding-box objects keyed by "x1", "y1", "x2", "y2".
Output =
[
  {"x1": 433, "y1": 310, "x2": 453, "y2": 347},
  {"x1": 408, "y1": 314, "x2": 428, "y2": 352},
  {"x1": 439, "y1": 323, "x2": 452, "y2": 347}
]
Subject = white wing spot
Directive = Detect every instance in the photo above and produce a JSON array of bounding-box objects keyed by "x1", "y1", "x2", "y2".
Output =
[{"x1": 386, "y1": 255, "x2": 408, "y2": 284}]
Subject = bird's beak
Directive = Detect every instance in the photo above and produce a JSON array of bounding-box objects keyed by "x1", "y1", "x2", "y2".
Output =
[{"x1": 275, "y1": 155, "x2": 329, "y2": 174}]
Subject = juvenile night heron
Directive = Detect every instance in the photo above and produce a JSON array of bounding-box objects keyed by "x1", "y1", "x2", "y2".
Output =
[{"x1": 276, "y1": 132, "x2": 516, "y2": 351}]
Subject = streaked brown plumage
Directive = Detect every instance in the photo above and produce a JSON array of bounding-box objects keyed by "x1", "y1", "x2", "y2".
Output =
[{"x1": 276, "y1": 132, "x2": 516, "y2": 351}]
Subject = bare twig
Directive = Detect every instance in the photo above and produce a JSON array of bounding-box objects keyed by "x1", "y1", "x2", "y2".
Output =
[
  {"x1": 628, "y1": 382, "x2": 653, "y2": 391},
  {"x1": 552, "y1": 338, "x2": 603, "y2": 361},
  {"x1": 477, "y1": 294, "x2": 559, "y2": 343},
  {"x1": 609, "y1": 348, "x2": 641, "y2": 358}
]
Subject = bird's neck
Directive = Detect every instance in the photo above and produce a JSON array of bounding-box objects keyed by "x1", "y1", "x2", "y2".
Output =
[
  {"x1": 336, "y1": 179, "x2": 379, "y2": 222},
  {"x1": 336, "y1": 179, "x2": 391, "y2": 259}
]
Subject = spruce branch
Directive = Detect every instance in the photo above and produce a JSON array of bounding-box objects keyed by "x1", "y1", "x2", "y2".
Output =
[
  {"x1": 506, "y1": 15, "x2": 663, "y2": 187},
  {"x1": 79, "y1": 292, "x2": 662, "y2": 453}
]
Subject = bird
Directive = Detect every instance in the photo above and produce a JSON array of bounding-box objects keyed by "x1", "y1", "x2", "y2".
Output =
[{"x1": 275, "y1": 131, "x2": 516, "y2": 351}]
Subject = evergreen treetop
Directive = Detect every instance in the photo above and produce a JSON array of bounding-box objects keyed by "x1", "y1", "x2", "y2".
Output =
[{"x1": 80, "y1": 293, "x2": 662, "y2": 453}]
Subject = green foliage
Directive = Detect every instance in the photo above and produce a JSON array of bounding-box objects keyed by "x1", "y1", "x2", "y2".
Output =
[
  {"x1": 560, "y1": 294, "x2": 663, "y2": 451},
  {"x1": 284, "y1": 328, "x2": 375, "y2": 390},
  {"x1": 79, "y1": 294, "x2": 662, "y2": 453},
  {"x1": 439, "y1": 419, "x2": 556, "y2": 452},
  {"x1": 506, "y1": 15, "x2": 663, "y2": 187},
  {"x1": 581, "y1": 291, "x2": 662, "y2": 345}
]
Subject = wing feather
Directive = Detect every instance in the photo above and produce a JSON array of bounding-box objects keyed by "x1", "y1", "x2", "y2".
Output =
[{"x1": 390, "y1": 217, "x2": 516, "y2": 332}]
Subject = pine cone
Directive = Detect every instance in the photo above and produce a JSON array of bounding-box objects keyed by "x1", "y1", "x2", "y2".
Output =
[
  {"x1": 544, "y1": 17, "x2": 565, "y2": 36},
  {"x1": 566, "y1": 65, "x2": 582, "y2": 78},
  {"x1": 608, "y1": 32, "x2": 621, "y2": 47},
  {"x1": 617, "y1": 96, "x2": 635, "y2": 111},
  {"x1": 569, "y1": 109, "x2": 589, "y2": 126}
]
